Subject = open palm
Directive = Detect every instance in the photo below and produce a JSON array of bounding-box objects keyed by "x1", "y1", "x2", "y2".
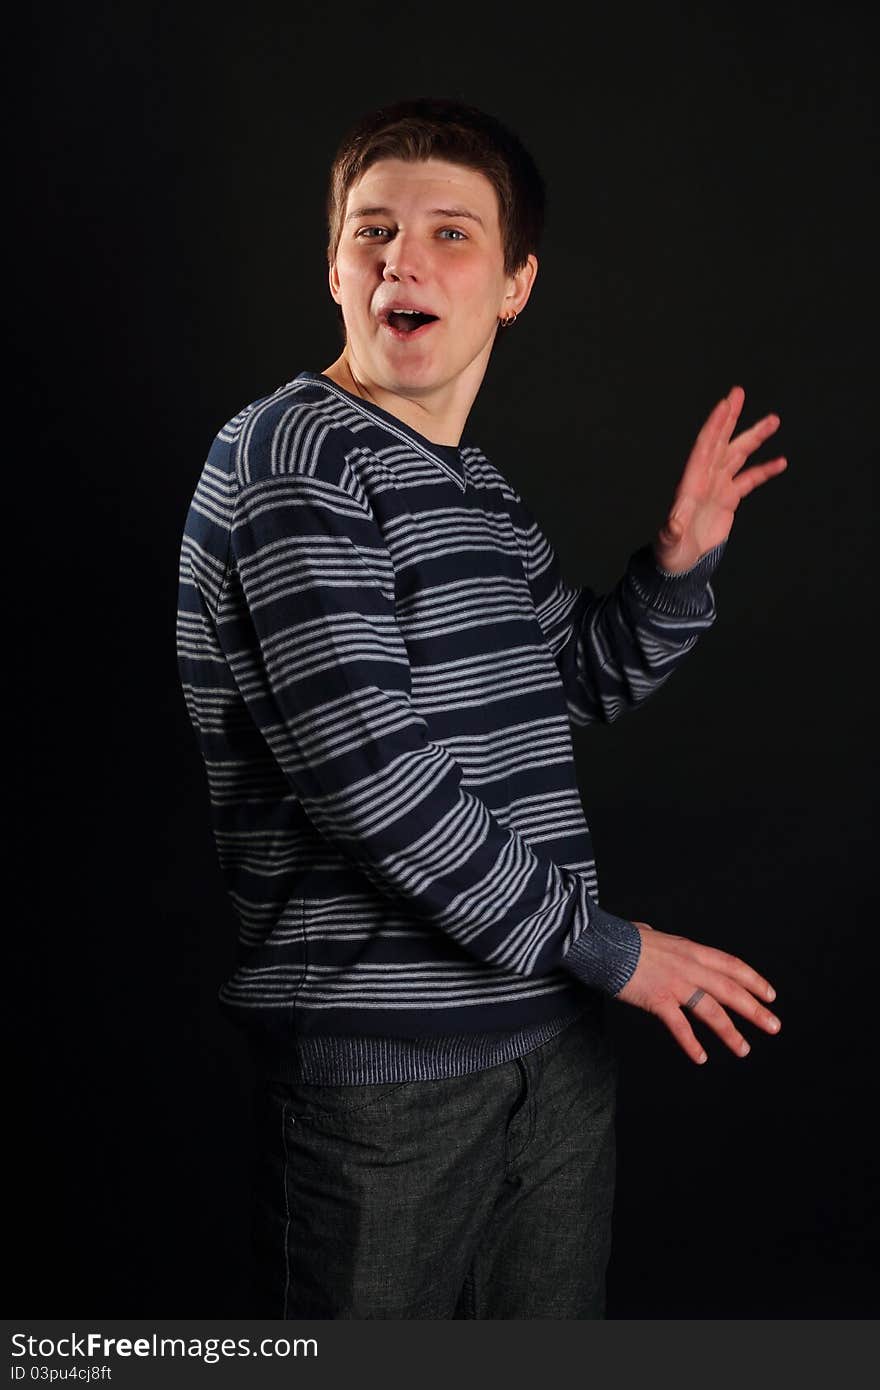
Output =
[{"x1": 654, "y1": 386, "x2": 787, "y2": 574}]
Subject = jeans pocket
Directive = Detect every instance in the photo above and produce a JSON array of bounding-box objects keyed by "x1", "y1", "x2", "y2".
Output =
[{"x1": 267, "y1": 1077, "x2": 408, "y2": 1125}]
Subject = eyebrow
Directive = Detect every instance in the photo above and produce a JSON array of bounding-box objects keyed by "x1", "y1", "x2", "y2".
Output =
[{"x1": 345, "y1": 205, "x2": 485, "y2": 228}]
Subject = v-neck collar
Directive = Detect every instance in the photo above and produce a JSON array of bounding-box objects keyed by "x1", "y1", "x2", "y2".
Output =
[{"x1": 294, "y1": 372, "x2": 467, "y2": 493}]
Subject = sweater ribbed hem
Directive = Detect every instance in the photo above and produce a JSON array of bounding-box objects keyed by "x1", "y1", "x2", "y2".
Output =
[{"x1": 247, "y1": 1000, "x2": 590, "y2": 1084}]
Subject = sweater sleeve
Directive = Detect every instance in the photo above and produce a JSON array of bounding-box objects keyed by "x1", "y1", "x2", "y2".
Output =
[
  {"x1": 506, "y1": 483, "x2": 725, "y2": 727},
  {"x1": 215, "y1": 472, "x2": 642, "y2": 997}
]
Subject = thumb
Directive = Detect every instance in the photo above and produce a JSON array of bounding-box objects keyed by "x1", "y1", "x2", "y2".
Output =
[{"x1": 664, "y1": 494, "x2": 697, "y2": 541}]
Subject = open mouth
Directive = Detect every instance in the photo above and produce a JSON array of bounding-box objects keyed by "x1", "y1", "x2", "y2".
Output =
[{"x1": 381, "y1": 309, "x2": 440, "y2": 340}]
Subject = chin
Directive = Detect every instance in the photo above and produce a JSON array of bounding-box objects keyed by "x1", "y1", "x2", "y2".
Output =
[
  {"x1": 383, "y1": 375, "x2": 443, "y2": 399},
  {"x1": 376, "y1": 356, "x2": 448, "y2": 393}
]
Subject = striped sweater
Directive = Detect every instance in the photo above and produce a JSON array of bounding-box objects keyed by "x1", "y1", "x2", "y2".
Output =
[{"x1": 176, "y1": 371, "x2": 724, "y2": 1082}]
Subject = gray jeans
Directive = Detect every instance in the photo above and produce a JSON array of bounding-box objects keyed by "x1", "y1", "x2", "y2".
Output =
[{"x1": 249, "y1": 1008, "x2": 618, "y2": 1318}]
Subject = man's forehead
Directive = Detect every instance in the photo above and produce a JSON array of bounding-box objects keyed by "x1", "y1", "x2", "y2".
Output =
[{"x1": 345, "y1": 158, "x2": 499, "y2": 222}]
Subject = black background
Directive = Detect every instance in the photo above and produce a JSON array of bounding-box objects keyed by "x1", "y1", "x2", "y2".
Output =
[{"x1": 14, "y1": 0, "x2": 877, "y2": 1317}]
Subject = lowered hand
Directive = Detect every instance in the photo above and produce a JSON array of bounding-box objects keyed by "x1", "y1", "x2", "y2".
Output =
[{"x1": 615, "y1": 920, "x2": 781, "y2": 1064}]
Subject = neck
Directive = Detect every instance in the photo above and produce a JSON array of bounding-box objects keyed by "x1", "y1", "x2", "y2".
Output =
[{"x1": 320, "y1": 348, "x2": 487, "y2": 447}]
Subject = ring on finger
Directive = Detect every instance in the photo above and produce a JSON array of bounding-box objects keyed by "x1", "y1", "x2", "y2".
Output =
[{"x1": 685, "y1": 988, "x2": 706, "y2": 1009}]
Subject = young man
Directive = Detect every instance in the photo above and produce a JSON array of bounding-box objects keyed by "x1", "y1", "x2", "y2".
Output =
[{"x1": 176, "y1": 98, "x2": 786, "y2": 1319}]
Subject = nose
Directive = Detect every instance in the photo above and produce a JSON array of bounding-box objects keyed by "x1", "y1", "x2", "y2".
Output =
[{"x1": 381, "y1": 230, "x2": 426, "y2": 283}]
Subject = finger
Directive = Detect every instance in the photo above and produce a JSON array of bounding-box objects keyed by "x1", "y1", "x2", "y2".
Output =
[
  {"x1": 686, "y1": 991, "x2": 753, "y2": 1057},
  {"x1": 723, "y1": 384, "x2": 745, "y2": 438},
  {"x1": 674, "y1": 941, "x2": 777, "y2": 1004},
  {"x1": 687, "y1": 387, "x2": 746, "y2": 482},
  {"x1": 707, "y1": 385, "x2": 747, "y2": 470},
  {"x1": 692, "y1": 971, "x2": 782, "y2": 1036},
  {"x1": 657, "y1": 1001, "x2": 709, "y2": 1065},
  {"x1": 732, "y1": 411, "x2": 781, "y2": 446},
  {"x1": 693, "y1": 393, "x2": 734, "y2": 460},
  {"x1": 733, "y1": 457, "x2": 788, "y2": 499},
  {"x1": 726, "y1": 413, "x2": 781, "y2": 468}
]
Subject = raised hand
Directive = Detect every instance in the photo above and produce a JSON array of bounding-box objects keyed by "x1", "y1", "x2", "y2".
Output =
[
  {"x1": 653, "y1": 385, "x2": 787, "y2": 574},
  {"x1": 615, "y1": 920, "x2": 781, "y2": 1064}
]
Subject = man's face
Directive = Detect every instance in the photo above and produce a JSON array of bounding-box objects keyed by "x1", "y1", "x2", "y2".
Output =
[{"x1": 329, "y1": 158, "x2": 529, "y2": 401}]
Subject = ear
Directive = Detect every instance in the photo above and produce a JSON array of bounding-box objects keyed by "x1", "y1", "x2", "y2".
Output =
[
  {"x1": 328, "y1": 260, "x2": 341, "y2": 305},
  {"x1": 501, "y1": 254, "x2": 539, "y2": 318}
]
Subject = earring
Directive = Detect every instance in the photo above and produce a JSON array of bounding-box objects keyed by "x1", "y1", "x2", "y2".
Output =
[{"x1": 499, "y1": 310, "x2": 518, "y2": 328}]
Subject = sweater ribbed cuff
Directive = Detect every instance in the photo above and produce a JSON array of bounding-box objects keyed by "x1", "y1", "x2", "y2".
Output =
[
  {"x1": 626, "y1": 540, "x2": 726, "y2": 617},
  {"x1": 563, "y1": 903, "x2": 643, "y2": 997}
]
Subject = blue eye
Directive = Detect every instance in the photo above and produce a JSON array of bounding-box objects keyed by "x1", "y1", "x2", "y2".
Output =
[{"x1": 354, "y1": 225, "x2": 466, "y2": 241}]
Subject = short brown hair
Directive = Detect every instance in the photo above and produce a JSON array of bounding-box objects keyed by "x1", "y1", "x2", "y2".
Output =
[{"x1": 326, "y1": 97, "x2": 545, "y2": 279}]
